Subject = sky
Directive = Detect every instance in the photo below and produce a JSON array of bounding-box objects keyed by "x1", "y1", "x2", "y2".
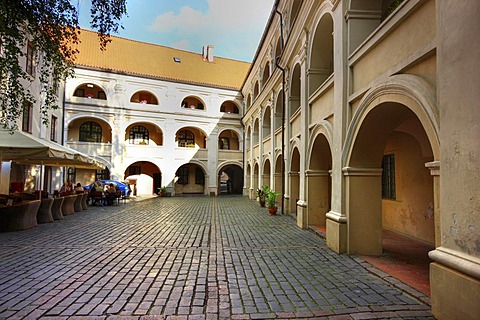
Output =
[{"x1": 78, "y1": 0, "x2": 276, "y2": 62}]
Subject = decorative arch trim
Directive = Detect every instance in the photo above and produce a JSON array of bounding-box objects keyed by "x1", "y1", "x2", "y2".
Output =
[
  {"x1": 306, "y1": 121, "x2": 334, "y2": 168},
  {"x1": 216, "y1": 161, "x2": 243, "y2": 176},
  {"x1": 343, "y1": 74, "x2": 439, "y2": 166}
]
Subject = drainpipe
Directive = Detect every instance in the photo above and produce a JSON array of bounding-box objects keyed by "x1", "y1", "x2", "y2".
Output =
[
  {"x1": 242, "y1": 95, "x2": 246, "y2": 196},
  {"x1": 275, "y1": 4, "x2": 286, "y2": 214}
]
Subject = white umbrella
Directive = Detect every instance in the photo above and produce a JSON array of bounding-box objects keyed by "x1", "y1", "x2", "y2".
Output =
[{"x1": 0, "y1": 129, "x2": 104, "y2": 169}]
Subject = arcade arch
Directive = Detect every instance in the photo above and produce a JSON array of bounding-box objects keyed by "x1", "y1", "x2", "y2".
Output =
[{"x1": 124, "y1": 161, "x2": 162, "y2": 195}]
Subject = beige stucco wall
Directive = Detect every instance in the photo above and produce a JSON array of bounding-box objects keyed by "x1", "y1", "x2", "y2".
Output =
[
  {"x1": 403, "y1": 54, "x2": 437, "y2": 89},
  {"x1": 382, "y1": 132, "x2": 435, "y2": 244},
  {"x1": 352, "y1": 0, "x2": 436, "y2": 92},
  {"x1": 309, "y1": 86, "x2": 334, "y2": 125}
]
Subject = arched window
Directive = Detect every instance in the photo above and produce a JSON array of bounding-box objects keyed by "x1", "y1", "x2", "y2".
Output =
[
  {"x1": 130, "y1": 91, "x2": 158, "y2": 105},
  {"x1": 129, "y1": 125, "x2": 149, "y2": 145},
  {"x1": 178, "y1": 130, "x2": 195, "y2": 147},
  {"x1": 74, "y1": 83, "x2": 106, "y2": 100},
  {"x1": 79, "y1": 121, "x2": 102, "y2": 142},
  {"x1": 262, "y1": 61, "x2": 270, "y2": 87},
  {"x1": 220, "y1": 101, "x2": 239, "y2": 114},
  {"x1": 290, "y1": 0, "x2": 302, "y2": 28},
  {"x1": 181, "y1": 97, "x2": 204, "y2": 110}
]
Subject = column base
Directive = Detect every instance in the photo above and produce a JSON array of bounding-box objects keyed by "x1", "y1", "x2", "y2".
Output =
[
  {"x1": 296, "y1": 200, "x2": 308, "y2": 229},
  {"x1": 430, "y1": 262, "x2": 480, "y2": 320},
  {"x1": 326, "y1": 217, "x2": 347, "y2": 253}
]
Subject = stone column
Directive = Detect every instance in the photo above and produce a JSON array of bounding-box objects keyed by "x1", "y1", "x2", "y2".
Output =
[
  {"x1": 429, "y1": 2, "x2": 480, "y2": 319},
  {"x1": 207, "y1": 127, "x2": 219, "y2": 196},
  {"x1": 306, "y1": 170, "x2": 330, "y2": 227},
  {"x1": 342, "y1": 167, "x2": 383, "y2": 255}
]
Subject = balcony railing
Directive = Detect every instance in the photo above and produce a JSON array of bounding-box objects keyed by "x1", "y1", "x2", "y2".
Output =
[
  {"x1": 218, "y1": 150, "x2": 243, "y2": 161},
  {"x1": 67, "y1": 141, "x2": 112, "y2": 160}
]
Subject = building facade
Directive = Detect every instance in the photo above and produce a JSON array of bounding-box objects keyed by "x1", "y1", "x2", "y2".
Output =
[
  {"x1": 242, "y1": 0, "x2": 479, "y2": 319},
  {"x1": 64, "y1": 30, "x2": 247, "y2": 196},
  {"x1": 0, "y1": 39, "x2": 65, "y2": 195}
]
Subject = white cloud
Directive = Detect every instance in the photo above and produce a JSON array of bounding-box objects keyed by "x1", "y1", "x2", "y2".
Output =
[
  {"x1": 169, "y1": 39, "x2": 191, "y2": 51},
  {"x1": 148, "y1": 0, "x2": 275, "y2": 61}
]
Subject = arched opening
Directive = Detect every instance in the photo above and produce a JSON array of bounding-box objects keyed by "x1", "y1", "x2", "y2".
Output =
[
  {"x1": 125, "y1": 123, "x2": 163, "y2": 146},
  {"x1": 253, "y1": 119, "x2": 260, "y2": 146},
  {"x1": 218, "y1": 130, "x2": 240, "y2": 150},
  {"x1": 124, "y1": 161, "x2": 162, "y2": 195},
  {"x1": 181, "y1": 96, "x2": 205, "y2": 110},
  {"x1": 262, "y1": 106, "x2": 271, "y2": 139},
  {"x1": 262, "y1": 61, "x2": 270, "y2": 87},
  {"x1": 175, "y1": 127, "x2": 206, "y2": 148},
  {"x1": 290, "y1": 0, "x2": 302, "y2": 29},
  {"x1": 275, "y1": 90, "x2": 283, "y2": 131},
  {"x1": 246, "y1": 126, "x2": 251, "y2": 151},
  {"x1": 68, "y1": 117, "x2": 112, "y2": 143},
  {"x1": 262, "y1": 159, "x2": 271, "y2": 187},
  {"x1": 218, "y1": 164, "x2": 243, "y2": 195},
  {"x1": 130, "y1": 91, "x2": 158, "y2": 105},
  {"x1": 246, "y1": 94, "x2": 251, "y2": 109},
  {"x1": 174, "y1": 163, "x2": 206, "y2": 195},
  {"x1": 308, "y1": 133, "x2": 332, "y2": 231},
  {"x1": 253, "y1": 162, "x2": 259, "y2": 191},
  {"x1": 309, "y1": 14, "x2": 334, "y2": 96},
  {"x1": 274, "y1": 155, "x2": 283, "y2": 198},
  {"x1": 290, "y1": 64, "x2": 301, "y2": 117},
  {"x1": 346, "y1": 101, "x2": 435, "y2": 295},
  {"x1": 73, "y1": 83, "x2": 106, "y2": 100},
  {"x1": 253, "y1": 81, "x2": 259, "y2": 100},
  {"x1": 274, "y1": 37, "x2": 282, "y2": 62},
  {"x1": 246, "y1": 163, "x2": 251, "y2": 196},
  {"x1": 289, "y1": 147, "x2": 300, "y2": 215},
  {"x1": 220, "y1": 101, "x2": 239, "y2": 114}
]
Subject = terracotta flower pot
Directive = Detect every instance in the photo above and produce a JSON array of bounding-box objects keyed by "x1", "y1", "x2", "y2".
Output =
[{"x1": 267, "y1": 206, "x2": 277, "y2": 215}]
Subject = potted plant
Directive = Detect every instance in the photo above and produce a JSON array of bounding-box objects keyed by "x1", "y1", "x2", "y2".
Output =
[
  {"x1": 158, "y1": 186, "x2": 167, "y2": 197},
  {"x1": 256, "y1": 185, "x2": 269, "y2": 207},
  {"x1": 265, "y1": 189, "x2": 280, "y2": 215}
]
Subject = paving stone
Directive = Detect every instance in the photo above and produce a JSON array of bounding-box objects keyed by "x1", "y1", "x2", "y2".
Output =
[{"x1": 0, "y1": 196, "x2": 433, "y2": 319}]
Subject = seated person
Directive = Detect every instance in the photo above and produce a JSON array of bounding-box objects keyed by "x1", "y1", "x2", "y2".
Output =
[
  {"x1": 74, "y1": 183, "x2": 84, "y2": 194},
  {"x1": 94, "y1": 181, "x2": 104, "y2": 192},
  {"x1": 105, "y1": 183, "x2": 117, "y2": 205},
  {"x1": 59, "y1": 181, "x2": 72, "y2": 195}
]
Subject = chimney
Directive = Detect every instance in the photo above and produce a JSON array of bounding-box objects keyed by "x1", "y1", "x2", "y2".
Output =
[{"x1": 202, "y1": 45, "x2": 214, "y2": 62}]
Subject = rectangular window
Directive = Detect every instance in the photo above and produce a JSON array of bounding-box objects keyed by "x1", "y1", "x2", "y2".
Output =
[
  {"x1": 22, "y1": 101, "x2": 32, "y2": 133},
  {"x1": 129, "y1": 166, "x2": 141, "y2": 176},
  {"x1": 50, "y1": 115, "x2": 57, "y2": 142},
  {"x1": 26, "y1": 41, "x2": 35, "y2": 76},
  {"x1": 177, "y1": 167, "x2": 189, "y2": 185},
  {"x1": 195, "y1": 167, "x2": 205, "y2": 185},
  {"x1": 74, "y1": 88, "x2": 85, "y2": 97},
  {"x1": 66, "y1": 167, "x2": 76, "y2": 184},
  {"x1": 95, "y1": 169, "x2": 109, "y2": 180},
  {"x1": 53, "y1": 75, "x2": 59, "y2": 96},
  {"x1": 382, "y1": 154, "x2": 396, "y2": 199}
]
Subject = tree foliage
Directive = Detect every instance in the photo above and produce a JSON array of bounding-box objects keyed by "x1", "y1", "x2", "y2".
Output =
[{"x1": 0, "y1": 0, "x2": 127, "y2": 130}]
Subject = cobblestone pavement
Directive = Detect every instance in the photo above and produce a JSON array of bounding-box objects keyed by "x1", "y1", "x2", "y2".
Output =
[{"x1": 0, "y1": 196, "x2": 433, "y2": 319}]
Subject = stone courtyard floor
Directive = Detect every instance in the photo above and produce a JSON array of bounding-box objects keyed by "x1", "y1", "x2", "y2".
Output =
[{"x1": 0, "y1": 196, "x2": 433, "y2": 319}]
